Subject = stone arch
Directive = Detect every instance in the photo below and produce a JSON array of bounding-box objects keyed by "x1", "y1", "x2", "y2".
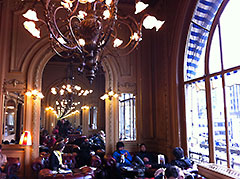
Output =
[{"x1": 21, "y1": 38, "x2": 120, "y2": 157}]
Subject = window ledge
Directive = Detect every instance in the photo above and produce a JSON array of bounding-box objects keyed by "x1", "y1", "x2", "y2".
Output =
[{"x1": 198, "y1": 163, "x2": 240, "y2": 179}]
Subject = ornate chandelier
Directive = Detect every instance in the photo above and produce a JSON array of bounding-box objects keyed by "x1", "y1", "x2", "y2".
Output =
[
  {"x1": 47, "y1": 62, "x2": 93, "y2": 118},
  {"x1": 22, "y1": 0, "x2": 165, "y2": 82}
]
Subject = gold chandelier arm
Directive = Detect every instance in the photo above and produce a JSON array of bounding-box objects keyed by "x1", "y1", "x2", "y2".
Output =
[
  {"x1": 112, "y1": 15, "x2": 142, "y2": 56},
  {"x1": 46, "y1": 3, "x2": 79, "y2": 51},
  {"x1": 68, "y1": 15, "x2": 85, "y2": 52},
  {"x1": 98, "y1": 4, "x2": 118, "y2": 49}
]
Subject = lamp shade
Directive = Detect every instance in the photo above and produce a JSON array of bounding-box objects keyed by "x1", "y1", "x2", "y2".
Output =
[{"x1": 19, "y1": 131, "x2": 32, "y2": 145}]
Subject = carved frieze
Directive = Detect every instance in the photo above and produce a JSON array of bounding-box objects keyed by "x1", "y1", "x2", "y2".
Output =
[
  {"x1": 3, "y1": 79, "x2": 26, "y2": 92},
  {"x1": 118, "y1": 82, "x2": 136, "y2": 94}
]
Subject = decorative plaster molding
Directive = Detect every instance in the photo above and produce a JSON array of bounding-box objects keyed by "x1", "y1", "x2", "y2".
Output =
[
  {"x1": 4, "y1": 79, "x2": 25, "y2": 87},
  {"x1": 3, "y1": 79, "x2": 26, "y2": 93},
  {"x1": 118, "y1": 82, "x2": 136, "y2": 93}
]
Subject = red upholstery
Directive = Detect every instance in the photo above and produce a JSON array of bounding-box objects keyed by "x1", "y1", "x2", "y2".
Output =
[
  {"x1": 2, "y1": 157, "x2": 20, "y2": 177},
  {"x1": 33, "y1": 152, "x2": 101, "y2": 179},
  {"x1": 90, "y1": 155, "x2": 102, "y2": 168},
  {"x1": 32, "y1": 153, "x2": 77, "y2": 172},
  {"x1": 103, "y1": 154, "x2": 116, "y2": 168}
]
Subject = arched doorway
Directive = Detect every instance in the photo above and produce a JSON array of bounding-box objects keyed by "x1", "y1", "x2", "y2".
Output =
[{"x1": 22, "y1": 39, "x2": 120, "y2": 158}]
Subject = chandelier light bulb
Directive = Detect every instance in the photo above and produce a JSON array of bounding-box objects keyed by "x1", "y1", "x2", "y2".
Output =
[
  {"x1": 60, "y1": 89, "x2": 65, "y2": 95},
  {"x1": 130, "y1": 32, "x2": 140, "y2": 41},
  {"x1": 57, "y1": 37, "x2": 67, "y2": 45},
  {"x1": 103, "y1": 10, "x2": 111, "y2": 20},
  {"x1": 78, "y1": 38, "x2": 85, "y2": 46},
  {"x1": 87, "y1": 0, "x2": 96, "y2": 3},
  {"x1": 66, "y1": 84, "x2": 71, "y2": 88},
  {"x1": 74, "y1": 85, "x2": 81, "y2": 90},
  {"x1": 23, "y1": 21, "x2": 40, "y2": 38},
  {"x1": 51, "y1": 87, "x2": 57, "y2": 94},
  {"x1": 143, "y1": 15, "x2": 165, "y2": 31},
  {"x1": 61, "y1": 0, "x2": 73, "y2": 9},
  {"x1": 79, "y1": 0, "x2": 88, "y2": 4},
  {"x1": 105, "y1": 0, "x2": 112, "y2": 6},
  {"x1": 23, "y1": 10, "x2": 39, "y2": 21},
  {"x1": 78, "y1": 10, "x2": 87, "y2": 19},
  {"x1": 135, "y1": 1, "x2": 149, "y2": 14},
  {"x1": 113, "y1": 38, "x2": 123, "y2": 47}
]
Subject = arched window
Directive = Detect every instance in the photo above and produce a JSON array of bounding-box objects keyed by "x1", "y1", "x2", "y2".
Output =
[{"x1": 184, "y1": 0, "x2": 240, "y2": 169}]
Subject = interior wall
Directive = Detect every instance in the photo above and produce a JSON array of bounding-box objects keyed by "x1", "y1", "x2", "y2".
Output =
[{"x1": 0, "y1": 0, "x2": 199, "y2": 176}]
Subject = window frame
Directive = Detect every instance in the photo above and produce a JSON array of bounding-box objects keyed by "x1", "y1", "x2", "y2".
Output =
[
  {"x1": 183, "y1": 0, "x2": 236, "y2": 168},
  {"x1": 118, "y1": 93, "x2": 136, "y2": 141}
]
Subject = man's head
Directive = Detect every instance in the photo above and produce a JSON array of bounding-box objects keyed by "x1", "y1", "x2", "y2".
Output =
[
  {"x1": 165, "y1": 166, "x2": 184, "y2": 179},
  {"x1": 140, "y1": 143, "x2": 146, "y2": 152},
  {"x1": 173, "y1": 147, "x2": 184, "y2": 159},
  {"x1": 116, "y1": 141, "x2": 124, "y2": 151}
]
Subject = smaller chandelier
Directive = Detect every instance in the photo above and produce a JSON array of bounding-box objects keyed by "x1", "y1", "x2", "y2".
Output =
[
  {"x1": 51, "y1": 84, "x2": 93, "y2": 96},
  {"x1": 21, "y1": 0, "x2": 165, "y2": 82},
  {"x1": 50, "y1": 83, "x2": 93, "y2": 118}
]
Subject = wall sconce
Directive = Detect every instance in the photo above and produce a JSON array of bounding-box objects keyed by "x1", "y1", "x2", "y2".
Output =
[
  {"x1": 19, "y1": 131, "x2": 32, "y2": 145},
  {"x1": 25, "y1": 89, "x2": 44, "y2": 100},
  {"x1": 81, "y1": 105, "x2": 89, "y2": 110},
  {"x1": 100, "y1": 90, "x2": 118, "y2": 100}
]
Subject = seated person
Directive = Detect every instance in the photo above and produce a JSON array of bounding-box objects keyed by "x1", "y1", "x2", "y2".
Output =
[
  {"x1": 43, "y1": 135, "x2": 56, "y2": 149},
  {"x1": 154, "y1": 165, "x2": 184, "y2": 179},
  {"x1": 170, "y1": 147, "x2": 193, "y2": 170},
  {"x1": 136, "y1": 143, "x2": 169, "y2": 170},
  {"x1": 49, "y1": 142, "x2": 69, "y2": 171},
  {"x1": 76, "y1": 139, "x2": 92, "y2": 167},
  {"x1": 0, "y1": 144, "x2": 7, "y2": 172},
  {"x1": 112, "y1": 141, "x2": 132, "y2": 168},
  {"x1": 165, "y1": 165, "x2": 185, "y2": 179},
  {"x1": 136, "y1": 143, "x2": 160, "y2": 169}
]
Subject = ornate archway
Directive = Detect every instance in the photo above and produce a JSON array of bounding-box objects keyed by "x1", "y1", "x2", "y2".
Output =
[{"x1": 22, "y1": 38, "x2": 120, "y2": 158}]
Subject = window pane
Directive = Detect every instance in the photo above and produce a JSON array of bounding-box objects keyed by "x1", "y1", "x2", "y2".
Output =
[
  {"x1": 210, "y1": 75, "x2": 227, "y2": 166},
  {"x1": 224, "y1": 71, "x2": 240, "y2": 170},
  {"x1": 119, "y1": 93, "x2": 136, "y2": 141},
  {"x1": 185, "y1": 81, "x2": 209, "y2": 163},
  {"x1": 221, "y1": 0, "x2": 240, "y2": 69},
  {"x1": 209, "y1": 25, "x2": 222, "y2": 74}
]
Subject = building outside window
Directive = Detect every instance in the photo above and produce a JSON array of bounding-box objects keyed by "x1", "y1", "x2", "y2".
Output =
[
  {"x1": 184, "y1": 0, "x2": 240, "y2": 170},
  {"x1": 119, "y1": 93, "x2": 136, "y2": 141}
]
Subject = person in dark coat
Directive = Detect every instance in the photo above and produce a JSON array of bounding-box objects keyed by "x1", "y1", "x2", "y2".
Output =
[
  {"x1": 170, "y1": 147, "x2": 193, "y2": 170},
  {"x1": 49, "y1": 142, "x2": 68, "y2": 171},
  {"x1": 136, "y1": 143, "x2": 168, "y2": 169}
]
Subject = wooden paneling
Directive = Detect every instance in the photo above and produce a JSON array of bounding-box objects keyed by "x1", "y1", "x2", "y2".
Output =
[{"x1": 2, "y1": 145, "x2": 25, "y2": 178}]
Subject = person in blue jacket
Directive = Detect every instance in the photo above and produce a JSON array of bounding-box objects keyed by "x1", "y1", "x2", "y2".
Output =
[{"x1": 112, "y1": 141, "x2": 132, "y2": 167}]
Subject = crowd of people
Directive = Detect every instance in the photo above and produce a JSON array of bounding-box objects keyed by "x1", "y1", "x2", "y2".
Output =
[
  {"x1": 39, "y1": 118, "x2": 197, "y2": 178},
  {"x1": 112, "y1": 142, "x2": 197, "y2": 179},
  {"x1": 39, "y1": 118, "x2": 106, "y2": 172}
]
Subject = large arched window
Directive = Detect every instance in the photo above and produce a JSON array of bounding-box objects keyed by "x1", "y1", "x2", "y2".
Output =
[{"x1": 184, "y1": 0, "x2": 240, "y2": 170}]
